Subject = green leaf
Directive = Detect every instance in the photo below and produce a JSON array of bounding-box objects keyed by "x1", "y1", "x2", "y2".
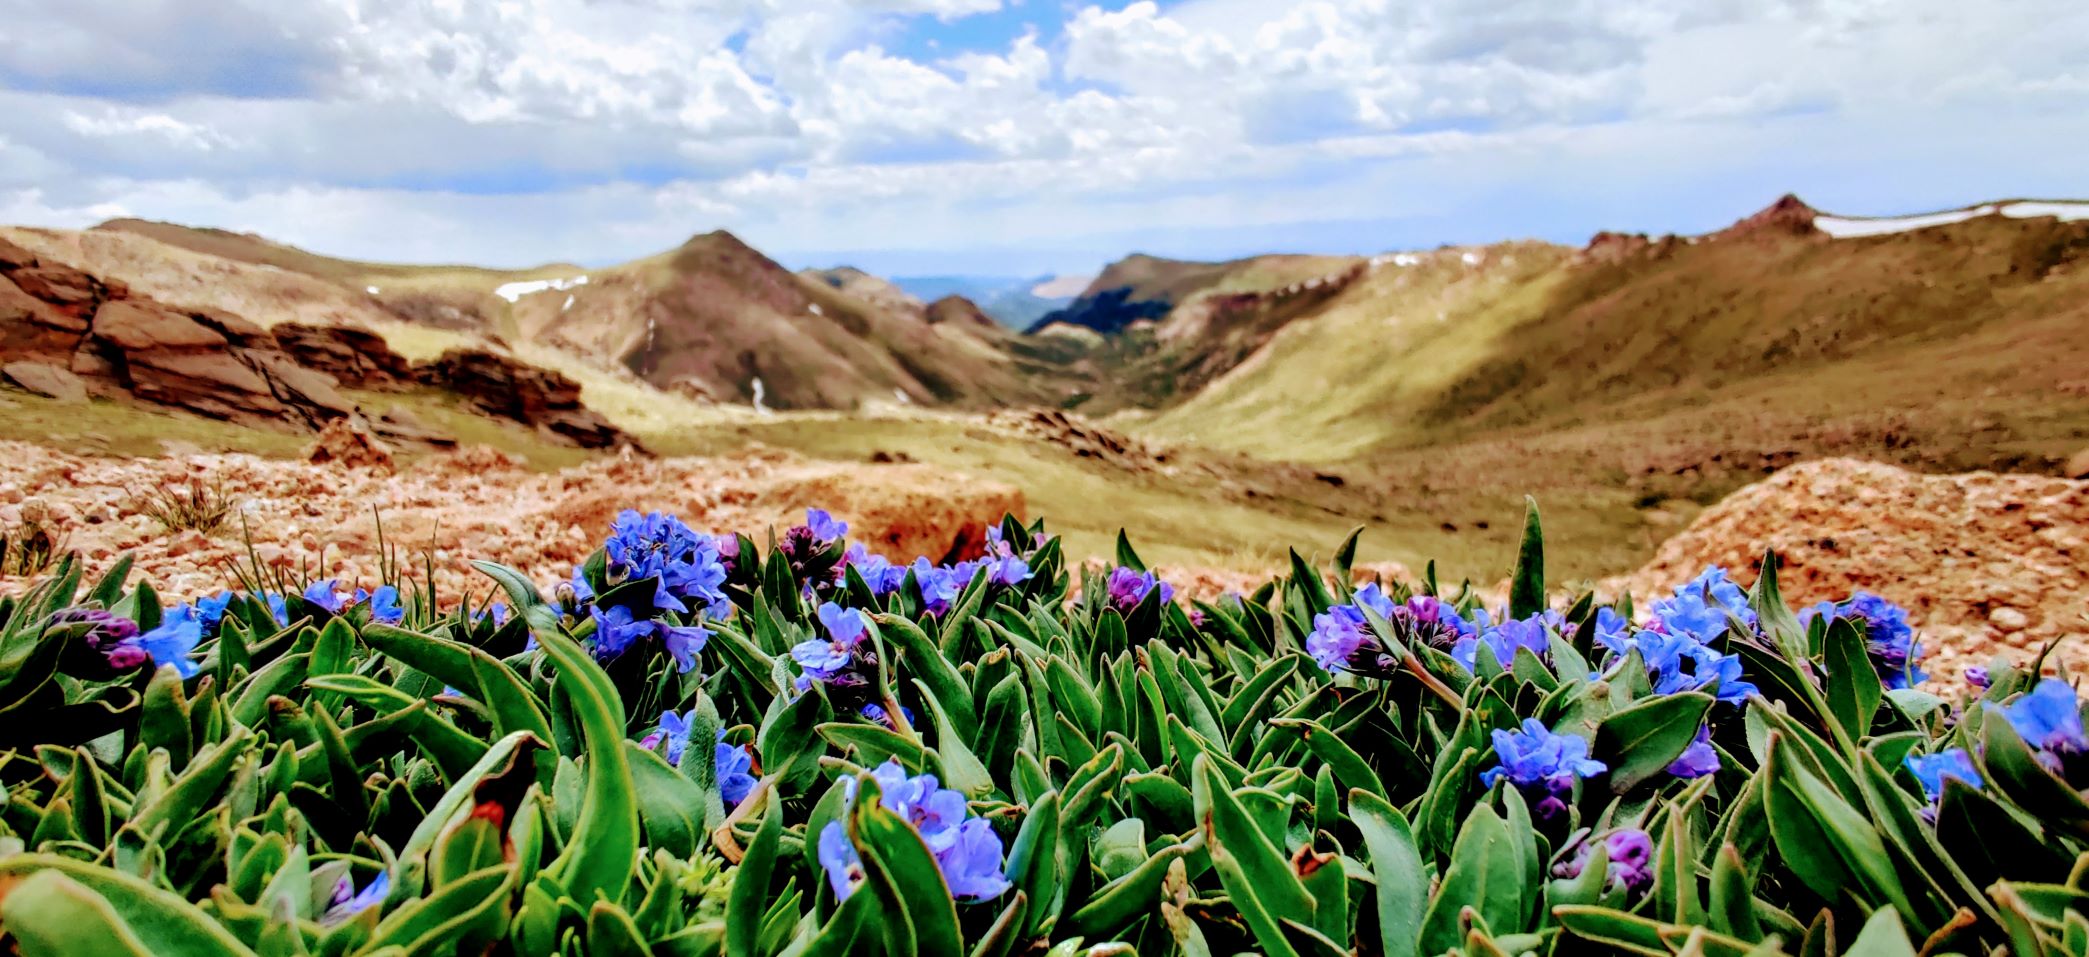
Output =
[
  {"x1": 1352, "y1": 790, "x2": 1426, "y2": 957},
  {"x1": 1761, "y1": 734, "x2": 1912, "y2": 916},
  {"x1": 1822, "y1": 616, "x2": 1883, "y2": 743},
  {"x1": 1508, "y1": 496, "x2": 1545, "y2": 620},
  {"x1": 519, "y1": 611, "x2": 638, "y2": 906},
  {"x1": 0, "y1": 871, "x2": 161, "y2": 957},
  {"x1": 1594, "y1": 692, "x2": 1714, "y2": 793},
  {"x1": 1273, "y1": 717, "x2": 1387, "y2": 801},
  {"x1": 1195, "y1": 754, "x2": 1313, "y2": 957},
  {"x1": 0, "y1": 855, "x2": 257, "y2": 956},
  {"x1": 726, "y1": 786, "x2": 782, "y2": 957},
  {"x1": 1004, "y1": 791, "x2": 1061, "y2": 935},
  {"x1": 1420, "y1": 804, "x2": 1524, "y2": 955},
  {"x1": 1842, "y1": 906, "x2": 1918, "y2": 957}
]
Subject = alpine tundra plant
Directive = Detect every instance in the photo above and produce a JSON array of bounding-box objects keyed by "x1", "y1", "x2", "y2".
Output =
[{"x1": 0, "y1": 499, "x2": 2084, "y2": 956}]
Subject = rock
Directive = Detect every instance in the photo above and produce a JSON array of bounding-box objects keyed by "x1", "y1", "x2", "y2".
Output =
[
  {"x1": 271, "y1": 323, "x2": 414, "y2": 388},
  {"x1": 306, "y1": 417, "x2": 395, "y2": 472},
  {"x1": 1619, "y1": 458, "x2": 2088, "y2": 690},
  {"x1": 90, "y1": 300, "x2": 227, "y2": 351},
  {"x1": 2, "y1": 361, "x2": 87, "y2": 402},
  {"x1": 1714, "y1": 194, "x2": 1821, "y2": 241},
  {"x1": 2066, "y1": 447, "x2": 2089, "y2": 480},
  {"x1": 417, "y1": 349, "x2": 630, "y2": 449}
]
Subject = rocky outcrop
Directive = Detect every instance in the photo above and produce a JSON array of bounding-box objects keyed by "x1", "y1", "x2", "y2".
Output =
[
  {"x1": 271, "y1": 322, "x2": 415, "y2": 388},
  {"x1": 418, "y1": 349, "x2": 627, "y2": 449},
  {"x1": 924, "y1": 295, "x2": 999, "y2": 330},
  {"x1": 1620, "y1": 458, "x2": 2087, "y2": 688},
  {"x1": 1713, "y1": 193, "x2": 1820, "y2": 241},
  {"x1": 0, "y1": 242, "x2": 630, "y2": 450}
]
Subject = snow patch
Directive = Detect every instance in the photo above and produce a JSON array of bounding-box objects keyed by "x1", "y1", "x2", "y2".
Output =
[
  {"x1": 1460, "y1": 251, "x2": 1481, "y2": 265},
  {"x1": 494, "y1": 274, "x2": 589, "y2": 303},
  {"x1": 808, "y1": 303, "x2": 822, "y2": 316},
  {"x1": 561, "y1": 294, "x2": 575, "y2": 312},
  {"x1": 751, "y1": 377, "x2": 768, "y2": 415},
  {"x1": 1812, "y1": 200, "x2": 2088, "y2": 238},
  {"x1": 1368, "y1": 253, "x2": 1424, "y2": 269},
  {"x1": 365, "y1": 285, "x2": 380, "y2": 295}
]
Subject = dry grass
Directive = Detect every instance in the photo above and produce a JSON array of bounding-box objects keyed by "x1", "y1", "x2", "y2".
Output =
[{"x1": 132, "y1": 477, "x2": 235, "y2": 535}]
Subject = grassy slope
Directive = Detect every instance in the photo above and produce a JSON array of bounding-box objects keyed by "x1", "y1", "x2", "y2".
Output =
[{"x1": 1148, "y1": 217, "x2": 2089, "y2": 465}]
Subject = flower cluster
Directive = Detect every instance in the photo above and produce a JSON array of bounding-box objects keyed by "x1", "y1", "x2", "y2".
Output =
[
  {"x1": 818, "y1": 759, "x2": 1009, "y2": 902},
  {"x1": 1104, "y1": 566, "x2": 1172, "y2": 613},
  {"x1": 1803, "y1": 591, "x2": 1925, "y2": 689},
  {"x1": 1480, "y1": 718, "x2": 1607, "y2": 819},
  {"x1": 779, "y1": 509, "x2": 849, "y2": 590},
  {"x1": 1599, "y1": 568, "x2": 1758, "y2": 706},
  {"x1": 1309, "y1": 585, "x2": 1481, "y2": 677},
  {"x1": 602, "y1": 510, "x2": 732, "y2": 618},
  {"x1": 790, "y1": 602, "x2": 877, "y2": 703}
]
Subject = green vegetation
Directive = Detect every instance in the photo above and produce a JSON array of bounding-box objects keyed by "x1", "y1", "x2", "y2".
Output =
[{"x1": 0, "y1": 506, "x2": 2076, "y2": 956}]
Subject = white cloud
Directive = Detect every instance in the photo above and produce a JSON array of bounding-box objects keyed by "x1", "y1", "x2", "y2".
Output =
[{"x1": 0, "y1": 0, "x2": 2082, "y2": 273}]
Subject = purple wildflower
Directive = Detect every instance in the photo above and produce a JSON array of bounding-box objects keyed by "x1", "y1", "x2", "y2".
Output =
[
  {"x1": 1552, "y1": 829, "x2": 1654, "y2": 895},
  {"x1": 588, "y1": 604, "x2": 711, "y2": 673},
  {"x1": 322, "y1": 871, "x2": 390, "y2": 925},
  {"x1": 1452, "y1": 615, "x2": 1552, "y2": 672},
  {"x1": 1667, "y1": 725, "x2": 1720, "y2": 779},
  {"x1": 1965, "y1": 665, "x2": 1990, "y2": 690},
  {"x1": 841, "y1": 543, "x2": 907, "y2": 596},
  {"x1": 818, "y1": 759, "x2": 1009, "y2": 903},
  {"x1": 1105, "y1": 567, "x2": 1172, "y2": 613},
  {"x1": 716, "y1": 733, "x2": 757, "y2": 805}
]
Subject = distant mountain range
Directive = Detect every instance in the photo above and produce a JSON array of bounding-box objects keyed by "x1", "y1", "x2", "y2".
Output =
[
  {"x1": 4, "y1": 196, "x2": 2086, "y2": 488},
  {"x1": 889, "y1": 275, "x2": 1085, "y2": 330}
]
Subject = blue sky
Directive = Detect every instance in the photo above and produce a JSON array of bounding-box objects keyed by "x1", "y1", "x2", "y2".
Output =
[{"x1": 1, "y1": 0, "x2": 2084, "y2": 278}]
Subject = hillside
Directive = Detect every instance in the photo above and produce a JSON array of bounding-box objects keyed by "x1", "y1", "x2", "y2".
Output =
[
  {"x1": 1139, "y1": 197, "x2": 2089, "y2": 486},
  {"x1": 523, "y1": 230, "x2": 1046, "y2": 409},
  {"x1": 892, "y1": 274, "x2": 1079, "y2": 329}
]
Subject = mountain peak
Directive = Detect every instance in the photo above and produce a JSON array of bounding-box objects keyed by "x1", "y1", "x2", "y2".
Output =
[{"x1": 1714, "y1": 193, "x2": 1820, "y2": 240}]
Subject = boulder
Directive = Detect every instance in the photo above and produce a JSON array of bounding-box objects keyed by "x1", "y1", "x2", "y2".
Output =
[
  {"x1": 0, "y1": 276, "x2": 87, "y2": 358},
  {"x1": 306, "y1": 416, "x2": 395, "y2": 472},
  {"x1": 2067, "y1": 447, "x2": 2089, "y2": 480},
  {"x1": 2, "y1": 361, "x2": 87, "y2": 403}
]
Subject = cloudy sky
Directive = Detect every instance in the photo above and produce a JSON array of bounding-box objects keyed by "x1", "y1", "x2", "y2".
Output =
[{"x1": 1, "y1": 0, "x2": 2083, "y2": 276}]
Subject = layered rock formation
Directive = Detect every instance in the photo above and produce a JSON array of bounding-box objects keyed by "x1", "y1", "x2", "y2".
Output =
[{"x1": 0, "y1": 239, "x2": 626, "y2": 449}]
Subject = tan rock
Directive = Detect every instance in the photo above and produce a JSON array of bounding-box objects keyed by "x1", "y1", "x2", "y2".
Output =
[
  {"x1": 91, "y1": 300, "x2": 227, "y2": 351},
  {"x1": 306, "y1": 417, "x2": 396, "y2": 472},
  {"x1": 1618, "y1": 458, "x2": 2088, "y2": 690},
  {"x1": 2, "y1": 361, "x2": 87, "y2": 402}
]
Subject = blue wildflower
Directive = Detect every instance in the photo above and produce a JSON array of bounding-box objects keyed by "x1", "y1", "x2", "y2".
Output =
[
  {"x1": 860, "y1": 702, "x2": 915, "y2": 731},
  {"x1": 982, "y1": 553, "x2": 1032, "y2": 588},
  {"x1": 588, "y1": 604, "x2": 711, "y2": 673},
  {"x1": 1453, "y1": 615, "x2": 1552, "y2": 672},
  {"x1": 303, "y1": 579, "x2": 347, "y2": 614},
  {"x1": 1480, "y1": 718, "x2": 1607, "y2": 819},
  {"x1": 818, "y1": 759, "x2": 1009, "y2": 903},
  {"x1": 1649, "y1": 567, "x2": 1755, "y2": 642},
  {"x1": 841, "y1": 543, "x2": 907, "y2": 595},
  {"x1": 135, "y1": 605, "x2": 203, "y2": 678},
  {"x1": 603, "y1": 510, "x2": 731, "y2": 617},
  {"x1": 322, "y1": 871, "x2": 389, "y2": 925},
  {"x1": 265, "y1": 592, "x2": 289, "y2": 625},
  {"x1": 1667, "y1": 725, "x2": 1720, "y2": 779},
  {"x1": 793, "y1": 602, "x2": 870, "y2": 682},
  {"x1": 1804, "y1": 592, "x2": 1925, "y2": 689},
  {"x1": 1605, "y1": 626, "x2": 1756, "y2": 706},
  {"x1": 1996, "y1": 678, "x2": 2087, "y2": 770},
  {"x1": 194, "y1": 591, "x2": 234, "y2": 632},
  {"x1": 365, "y1": 585, "x2": 404, "y2": 624},
  {"x1": 806, "y1": 508, "x2": 848, "y2": 542},
  {"x1": 643, "y1": 709, "x2": 696, "y2": 765},
  {"x1": 913, "y1": 559, "x2": 960, "y2": 616},
  {"x1": 1905, "y1": 748, "x2": 1982, "y2": 802},
  {"x1": 716, "y1": 733, "x2": 756, "y2": 806}
]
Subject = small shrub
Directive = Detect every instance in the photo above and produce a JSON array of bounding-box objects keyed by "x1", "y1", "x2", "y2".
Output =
[
  {"x1": 0, "y1": 511, "x2": 64, "y2": 576},
  {"x1": 133, "y1": 477, "x2": 233, "y2": 535}
]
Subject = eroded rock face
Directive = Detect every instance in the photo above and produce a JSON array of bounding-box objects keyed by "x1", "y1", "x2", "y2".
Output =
[
  {"x1": 0, "y1": 243, "x2": 629, "y2": 449},
  {"x1": 306, "y1": 416, "x2": 396, "y2": 472},
  {"x1": 418, "y1": 349, "x2": 627, "y2": 449},
  {"x1": 1620, "y1": 458, "x2": 2088, "y2": 687},
  {"x1": 0, "y1": 441, "x2": 1024, "y2": 603}
]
